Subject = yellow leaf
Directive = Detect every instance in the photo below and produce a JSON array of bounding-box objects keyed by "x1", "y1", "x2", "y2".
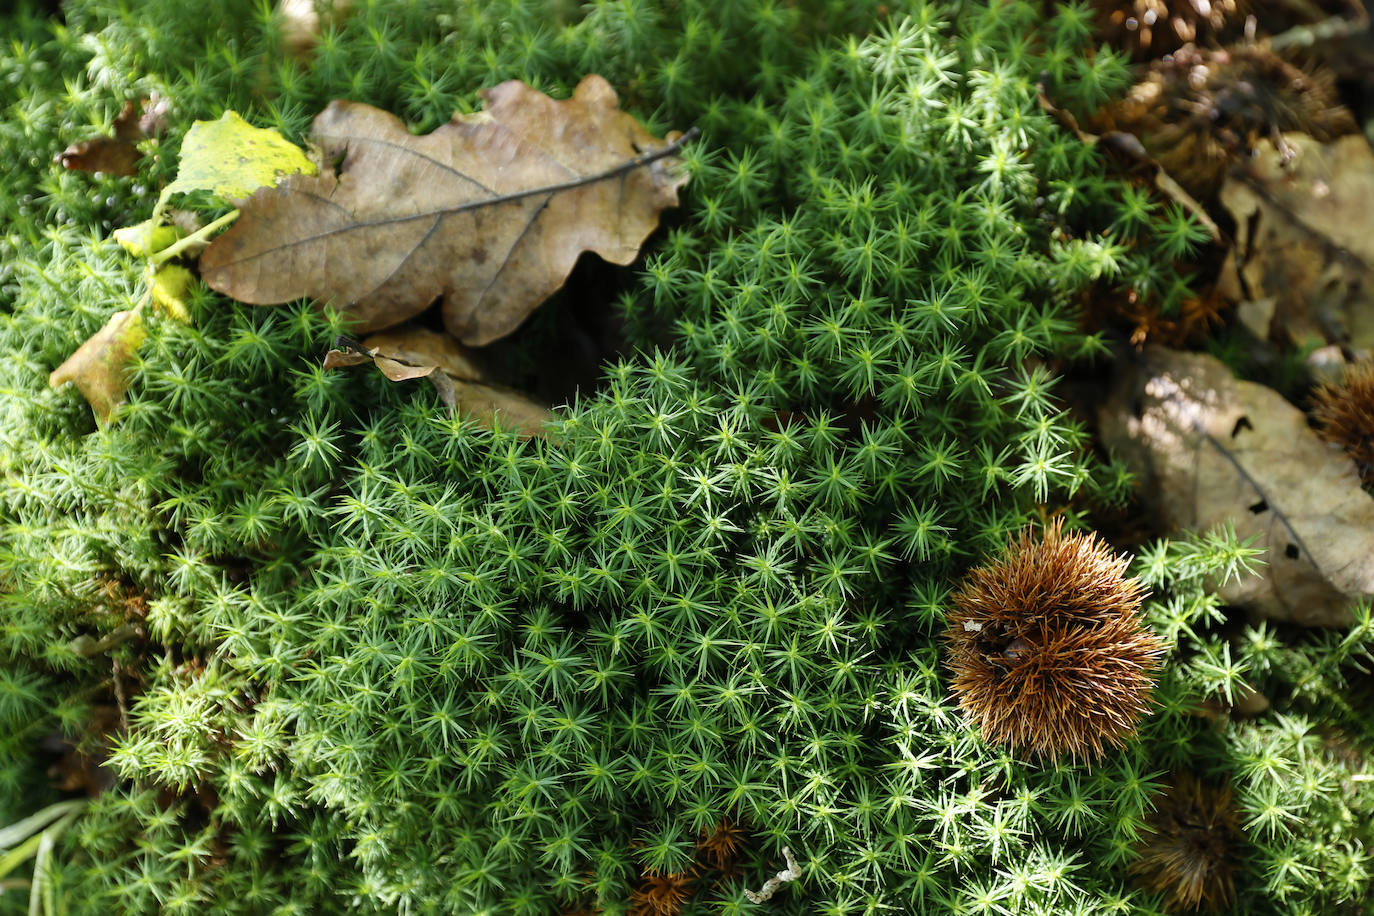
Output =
[
  {"x1": 151, "y1": 266, "x2": 194, "y2": 323},
  {"x1": 113, "y1": 220, "x2": 183, "y2": 257},
  {"x1": 49, "y1": 309, "x2": 146, "y2": 423},
  {"x1": 164, "y1": 110, "x2": 315, "y2": 202}
]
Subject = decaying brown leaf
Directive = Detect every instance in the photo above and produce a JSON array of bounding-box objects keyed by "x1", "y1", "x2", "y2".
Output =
[
  {"x1": 48, "y1": 309, "x2": 146, "y2": 423},
  {"x1": 325, "y1": 328, "x2": 551, "y2": 436},
  {"x1": 55, "y1": 95, "x2": 168, "y2": 176},
  {"x1": 1219, "y1": 133, "x2": 1374, "y2": 351},
  {"x1": 201, "y1": 75, "x2": 694, "y2": 346},
  {"x1": 1099, "y1": 345, "x2": 1374, "y2": 626}
]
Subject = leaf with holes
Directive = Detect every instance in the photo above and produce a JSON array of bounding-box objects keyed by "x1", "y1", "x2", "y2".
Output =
[
  {"x1": 1099, "y1": 345, "x2": 1374, "y2": 626},
  {"x1": 200, "y1": 75, "x2": 693, "y2": 346}
]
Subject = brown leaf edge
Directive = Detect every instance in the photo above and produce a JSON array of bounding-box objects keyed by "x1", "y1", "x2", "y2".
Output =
[{"x1": 324, "y1": 332, "x2": 552, "y2": 437}]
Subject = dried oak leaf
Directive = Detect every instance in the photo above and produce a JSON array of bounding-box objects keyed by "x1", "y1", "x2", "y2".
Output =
[
  {"x1": 1219, "y1": 133, "x2": 1374, "y2": 351},
  {"x1": 201, "y1": 75, "x2": 693, "y2": 346},
  {"x1": 1099, "y1": 345, "x2": 1374, "y2": 626},
  {"x1": 324, "y1": 327, "x2": 551, "y2": 436}
]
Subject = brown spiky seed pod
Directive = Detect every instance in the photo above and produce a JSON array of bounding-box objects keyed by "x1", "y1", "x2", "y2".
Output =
[
  {"x1": 944, "y1": 520, "x2": 1165, "y2": 760},
  {"x1": 1130, "y1": 772, "x2": 1241, "y2": 911},
  {"x1": 1312, "y1": 360, "x2": 1374, "y2": 487}
]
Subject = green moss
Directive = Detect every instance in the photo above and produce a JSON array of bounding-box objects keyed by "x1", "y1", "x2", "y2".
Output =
[{"x1": 1, "y1": 0, "x2": 1371, "y2": 914}]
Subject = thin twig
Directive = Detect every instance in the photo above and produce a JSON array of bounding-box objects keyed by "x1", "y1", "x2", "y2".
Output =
[
  {"x1": 112, "y1": 658, "x2": 129, "y2": 734},
  {"x1": 743, "y1": 846, "x2": 801, "y2": 904}
]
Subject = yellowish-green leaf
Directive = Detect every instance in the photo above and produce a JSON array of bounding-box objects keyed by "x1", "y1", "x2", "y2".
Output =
[
  {"x1": 49, "y1": 309, "x2": 146, "y2": 423},
  {"x1": 164, "y1": 110, "x2": 315, "y2": 202},
  {"x1": 151, "y1": 266, "x2": 194, "y2": 323},
  {"x1": 113, "y1": 220, "x2": 183, "y2": 257}
]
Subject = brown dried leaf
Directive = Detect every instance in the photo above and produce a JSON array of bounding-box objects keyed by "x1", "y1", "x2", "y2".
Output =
[
  {"x1": 325, "y1": 329, "x2": 550, "y2": 436},
  {"x1": 1219, "y1": 133, "x2": 1374, "y2": 350},
  {"x1": 55, "y1": 137, "x2": 143, "y2": 176},
  {"x1": 200, "y1": 75, "x2": 693, "y2": 346},
  {"x1": 56, "y1": 96, "x2": 167, "y2": 176},
  {"x1": 48, "y1": 309, "x2": 146, "y2": 422},
  {"x1": 1099, "y1": 345, "x2": 1374, "y2": 626}
]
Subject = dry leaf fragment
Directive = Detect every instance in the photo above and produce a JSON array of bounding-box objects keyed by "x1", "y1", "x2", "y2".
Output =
[
  {"x1": 200, "y1": 75, "x2": 694, "y2": 346},
  {"x1": 56, "y1": 95, "x2": 168, "y2": 177},
  {"x1": 1099, "y1": 346, "x2": 1374, "y2": 626},
  {"x1": 324, "y1": 330, "x2": 550, "y2": 436},
  {"x1": 55, "y1": 138, "x2": 143, "y2": 176},
  {"x1": 48, "y1": 309, "x2": 146, "y2": 423},
  {"x1": 1219, "y1": 133, "x2": 1374, "y2": 350}
]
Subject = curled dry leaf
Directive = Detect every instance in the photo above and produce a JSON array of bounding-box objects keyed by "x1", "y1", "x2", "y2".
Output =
[
  {"x1": 48, "y1": 309, "x2": 146, "y2": 423},
  {"x1": 325, "y1": 328, "x2": 550, "y2": 437},
  {"x1": 200, "y1": 75, "x2": 693, "y2": 346},
  {"x1": 1099, "y1": 345, "x2": 1374, "y2": 626},
  {"x1": 1219, "y1": 133, "x2": 1374, "y2": 351}
]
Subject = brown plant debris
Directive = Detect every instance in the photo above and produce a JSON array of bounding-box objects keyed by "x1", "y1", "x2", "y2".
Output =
[
  {"x1": 628, "y1": 871, "x2": 696, "y2": 916},
  {"x1": 944, "y1": 519, "x2": 1164, "y2": 761},
  {"x1": 201, "y1": 75, "x2": 694, "y2": 346},
  {"x1": 1099, "y1": 345, "x2": 1374, "y2": 626},
  {"x1": 1130, "y1": 772, "x2": 1241, "y2": 912},
  {"x1": 1218, "y1": 132, "x2": 1374, "y2": 352},
  {"x1": 1106, "y1": 46, "x2": 1355, "y2": 198},
  {"x1": 1095, "y1": 0, "x2": 1248, "y2": 59},
  {"x1": 1094, "y1": 276, "x2": 1231, "y2": 347},
  {"x1": 1312, "y1": 360, "x2": 1374, "y2": 486},
  {"x1": 697, "y1": 818, "x2": 748, "y2": 874}
]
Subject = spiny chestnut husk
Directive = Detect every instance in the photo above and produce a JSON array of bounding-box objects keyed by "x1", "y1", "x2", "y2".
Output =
[
  {"x1": 944, "y1": 520, "x2": 1165, "y2": 760},
  {"x1": 1312, "y1": 360, "x2": 1374, "y2": 487},
  {"x1": 1129, "y1": 772, "x2": 1241, "y2": 912}
]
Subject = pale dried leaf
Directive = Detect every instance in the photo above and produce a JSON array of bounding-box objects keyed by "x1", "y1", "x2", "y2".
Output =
[
  {"x1": 324, "y1": 330, "x2": 550, "y2": 436},
  {"x1": 200, "y1": 75, "x2": 692, "y2": 346},
  {"x1": 362, "y1": 327, "x2": 485, "y2": 382},
  {"x1": 1220, "y1": 133, "x2": 1374, "y2": 349},
  {"x1": 49, "y1": 309, "x2": 146, "y2": 423},
  {"x1": 1099, "y1": 346, "x2": 1374, "y2": 626}
]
